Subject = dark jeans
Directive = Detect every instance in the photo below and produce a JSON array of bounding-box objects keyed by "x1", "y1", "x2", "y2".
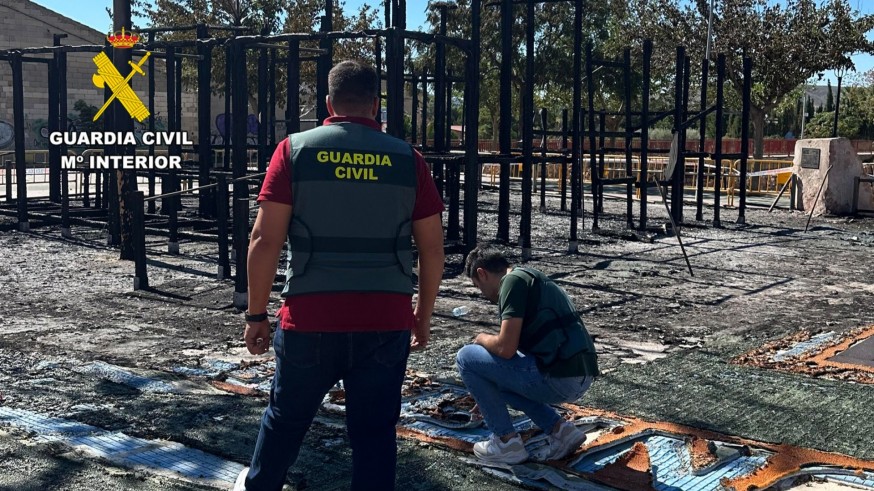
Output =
[
  {"x1": 245, "y1": 328, "x2": 411, "y2": 491},
  {"x1": 456, "y1": 344, "x2": 594, "y2": 438}
]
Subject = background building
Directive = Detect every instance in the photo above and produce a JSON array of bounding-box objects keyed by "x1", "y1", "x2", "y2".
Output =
[{"x1": 0, "y1": 0, "x2": 208, "y2": 151}]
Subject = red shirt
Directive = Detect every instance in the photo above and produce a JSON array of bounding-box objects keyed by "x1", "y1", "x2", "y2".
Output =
[{"x1": 257, "y1": 116, "x2": 444, "y2": 332}]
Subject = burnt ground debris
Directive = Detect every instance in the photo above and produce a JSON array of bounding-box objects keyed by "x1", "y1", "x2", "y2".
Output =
[{"x1": 1, "y1": 186, "x2": 873, "y2": 490}]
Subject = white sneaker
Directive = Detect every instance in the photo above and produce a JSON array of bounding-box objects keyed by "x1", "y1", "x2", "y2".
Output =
[
  {"x1": 544, "y1": 421, "x2": 587, "y2": 460},
  {"x1": 232, "y1": 467, "x2": 249, "y2": 491},
  {"x1": 473, "y1": 434, "x2": 529, "y2": 464}
]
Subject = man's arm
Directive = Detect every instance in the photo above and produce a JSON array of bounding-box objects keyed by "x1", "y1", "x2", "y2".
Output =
[
  {"x1": 475, "y1": 317, "x2": 523, "y2": 359},
  {"x1": 411, "y1": 213, "x2": 445, "y2": 350},
  {"x1": 245, "y1": 200, "x2": 292, "y2": 354}
]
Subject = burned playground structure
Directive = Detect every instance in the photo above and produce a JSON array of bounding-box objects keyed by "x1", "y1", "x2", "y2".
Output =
[
  {"x1": 2, "y1": 1, "x2": 874, "y2": 490},
  {"x1": 0, "y1": 0, "x2": 764, "y2": 300}
]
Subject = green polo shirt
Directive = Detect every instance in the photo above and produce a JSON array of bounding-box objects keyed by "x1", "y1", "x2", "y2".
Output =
[{"x1": 498, "y1": 267, "x2": 599, "y2": 377}]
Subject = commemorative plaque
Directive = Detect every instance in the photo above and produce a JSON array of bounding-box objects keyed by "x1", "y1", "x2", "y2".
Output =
[{"x1": 800, "y1": 148, "x2": 821, "y2": 169}]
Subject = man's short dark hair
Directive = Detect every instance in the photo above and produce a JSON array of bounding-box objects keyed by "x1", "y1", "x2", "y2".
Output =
[
  {"x1": 328, "y1": 60, "x2": 378, "y2": 109},
  {"x1": 463, "y1": 246, "x2": 510, "y2": 278}
]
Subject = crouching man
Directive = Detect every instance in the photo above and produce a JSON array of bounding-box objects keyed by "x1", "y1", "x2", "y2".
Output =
[{"x1": 456, "y1": 247, "x2": 599, "y2": 464}]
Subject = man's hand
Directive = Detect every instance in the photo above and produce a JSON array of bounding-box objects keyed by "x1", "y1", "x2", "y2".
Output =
[
  {"x1": 411, "y1": 213, "x2": 443, "y2": 352},
  {"x1": 244, "y1": 320, "x2": 271, "y2": 355},
  {"x1": 473, "y1": 320, "x2": 522, "y2": 360},
  {"x1": 411, "y1": 310, "x2": 430, "y2": 351}
]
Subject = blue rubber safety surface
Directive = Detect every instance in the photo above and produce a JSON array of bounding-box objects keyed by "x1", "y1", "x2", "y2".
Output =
[
  {"x1": 8, "y1": 382, "x2": 871, "y2": 491},
  {"x1": 0, "y1": 406, "x2": 244, "y2": 485},
  {"x1": 68, "y1": 432, "x2": 150, "y2": 458},
  {"x1": 402, "y1": 419, "x2": 538, "y2": 444},
  {"x1": 0, "y1": 406, "x2": 98, "y2": 439},
  {"x1": 120, "y1": 442, "x2": 242, "y2": 483},
  {"x1": 392, "y1": 384, "x2": 874, "y2": 491},
  {"x1": 572, "y1": 434, "x2": 771, "y2": 491},
  {"x1": 73, "y1": 361, "x2": 178, "y2": 393},
  {"x1": 813, "y1": 471, "x2": 874, "y2": 489},
  {"x1": 772, "y1": 332, "x2": 837, "y2": 362}
]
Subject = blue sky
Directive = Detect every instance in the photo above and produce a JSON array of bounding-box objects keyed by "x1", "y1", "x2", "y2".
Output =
[
  {"x1": 30, "y1": 0, "x2": 874, "y2": 84},
  {"x1": 28, "y1": 0, "x2": 429, "y2": 32}
]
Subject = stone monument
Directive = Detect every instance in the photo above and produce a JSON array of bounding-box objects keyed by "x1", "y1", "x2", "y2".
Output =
[{"x1": 792, "y1": 138, "x2": 874, "y2": 215}]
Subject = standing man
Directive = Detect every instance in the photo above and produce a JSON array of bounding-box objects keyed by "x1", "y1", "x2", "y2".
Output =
[
  {"x1": 457, "y1": 247, "x2": 598, "y2": 464},
  {"x1": 237, "y1": 60, "x2": 445, "y2": 491}
]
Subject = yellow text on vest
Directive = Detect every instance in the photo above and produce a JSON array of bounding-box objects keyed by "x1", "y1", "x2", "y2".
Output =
[{"x1": 316, "y1": 151, "x2": 393, "y2": 182}]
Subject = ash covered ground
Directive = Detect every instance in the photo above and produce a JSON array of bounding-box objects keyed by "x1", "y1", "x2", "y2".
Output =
[{"x1": 1, "y1": 186, "x2": 873, "y2": 490}]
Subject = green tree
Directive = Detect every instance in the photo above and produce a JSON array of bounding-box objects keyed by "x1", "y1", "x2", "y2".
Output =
[
  {"x1": 132, "y1": 0, "x2": 380, "y2": 118},
  {"x1": 826, "y1": 79, "x2": 835, "y2": 112},
  {"x1": 807, "y1": 95, "x2": 815, "y2": 121},
  {"x1": 415, "y1": 0, "x2": 627, "y2": 142},
  {"x1": 791, "y1": 101, "x2": 801, "y2": 135},
  {"x1": 829, "y1": 69, "x2": 874, "y2": 139},
  {"x1": 804, "y1": 110, "x2": 861, "y2": 138},
  {"x1": 621, "y1": 0, "x2": 874, "y2": 157},
  {"x1": 772, "y1": 85, "x2": 805, "y2": 137}
]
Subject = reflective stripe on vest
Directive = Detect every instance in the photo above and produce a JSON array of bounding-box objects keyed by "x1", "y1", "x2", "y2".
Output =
[{"x1": 281, "y1": 123, "x2": 417, "y2": 296}]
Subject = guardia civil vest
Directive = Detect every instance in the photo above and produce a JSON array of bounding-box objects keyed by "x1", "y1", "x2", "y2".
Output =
[
  {"x1": 513, "y1": 267, "x2": 600, "y2": 377},
  {"x1": 281, "y1": 122, "x2": 418, "y2": 297}
]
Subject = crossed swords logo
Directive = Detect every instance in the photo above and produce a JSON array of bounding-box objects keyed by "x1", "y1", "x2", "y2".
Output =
[{"x1": 91, "y1": 51, "x2": 151, "y2": 122}]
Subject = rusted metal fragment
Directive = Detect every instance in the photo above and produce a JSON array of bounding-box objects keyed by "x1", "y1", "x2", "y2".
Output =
[
  {"x1": 328, "y1": 387, "x2": 346, "y2": 405},
  {"x1": 395, "y1": 385, "x2": 874, "y2": 490},
  {"x1": 687, "y1": 436, "x2": 750, "y2": 476},
  {"x1": 402, "y1": 369, "x2": 441, "y2": 397},
  {"x1": 590, "y1": 441, "x2": 656, "y2": 491},
  {"x1": 210, "y1": 380, "x2": 263, "y2": 397},
  {"x1": 688, "y1": 437, "x2": 719, "y2": 471},
  {"x1": 396, "y1": 425, "x2": 474, "y2": 453},
  {"x1": 724, "y1": 445, "x2": 874, "y2": 491},
  {"x1": 809, "y1": 326, "x2": 874, "y2": 373},
  {"x1": 732, "y1": 325, "x2": 874, "y2": 384},
  {"x1": 562, "y1": 406, "x2": 874, "y2": 490}
]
